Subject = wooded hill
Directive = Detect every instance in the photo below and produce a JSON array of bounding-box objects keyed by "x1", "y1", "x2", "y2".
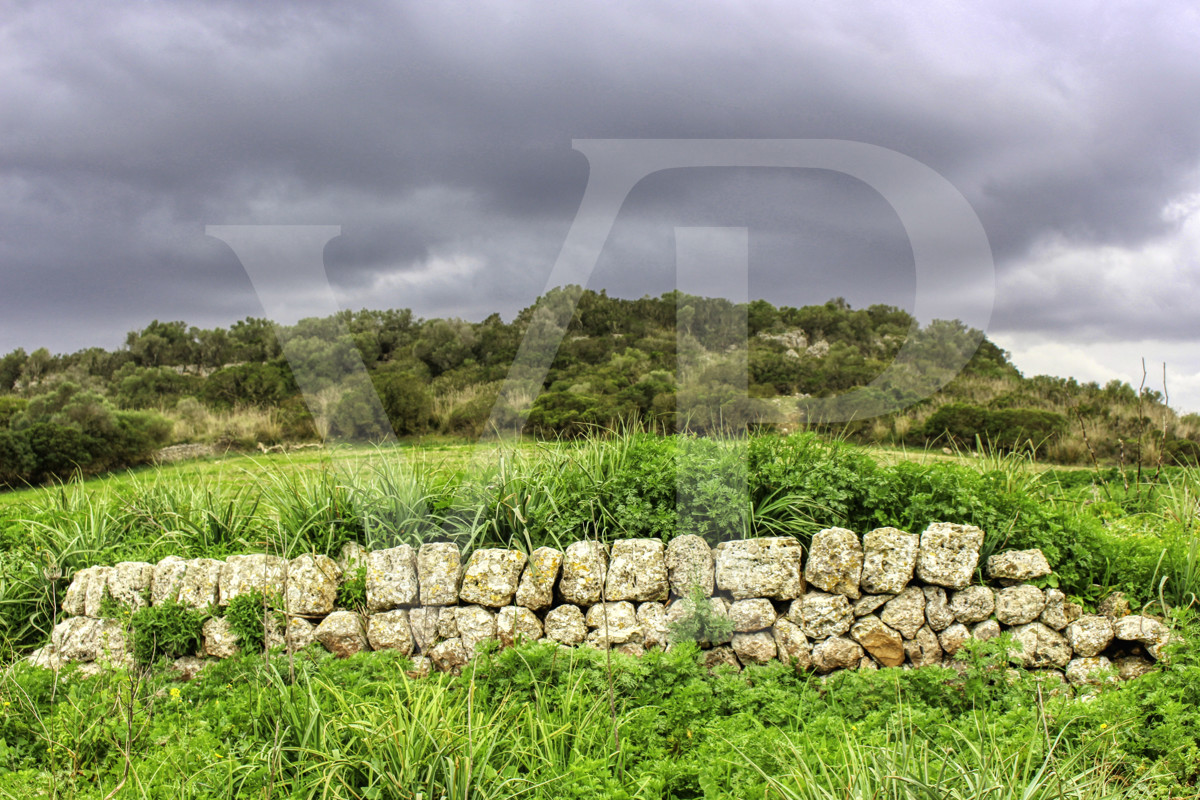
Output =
[{"x1": 0, "y1": 287, "x2": 1195, "y2": 485}]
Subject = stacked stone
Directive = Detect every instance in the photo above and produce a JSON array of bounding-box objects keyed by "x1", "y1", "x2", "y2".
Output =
[{"x1": 36, "y1": 524, "x2": 1173, "y2": 686}]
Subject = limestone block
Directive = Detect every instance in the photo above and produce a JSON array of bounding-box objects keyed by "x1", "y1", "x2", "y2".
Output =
[
  {"x1": 367, "y1": 609, "x2": 414, "y2": 655},
  {"x1": 544, "y1": 604, "x2": 587, "y2": 646},
  {"x1": 408, "y1": 607, "x2": 442, "y2": 653},
  {"x1": 585, "y1": 601, "x2": 641, "y2": 647},
  {"x1": 788, "y1": 591, "x2": 853, "y2": 640},
  {"x1": 1115, "y1": 655, "x2": 1155, "y2": 680},
  {"x1": 986, "y1": 549, "x2": 1051, "y2": 584},
  {"x1": 417, "y1": 542, "x2": 462, "y2": 607},
  {"x1": 454, "y1": 605, "x2": 498, "y2": 655},
  {"x1": 366, "y1": 545, "x2": 419, "y2": 612},
  {"x1": 860, "y1": 527, "x2": 918, "y2": 595},
  {"x1": 637, "y1": 602, "x2": 670, "y2": 649},
  {"x1": 219, "y1": 554, "x2": 287, "y2": 607},
  {"x1": 904, "y1": 625, "x2": 943, "y2": 667},
  {"x1": 315, "y1": 610, "x2": 369, "y2": 658},
  {"x1": 805, "y1": 527, "x2": 863, "y2": 599},
  {"x1": 1065, "y1": 656, "x2": 1115, "y2": 687},
  {"x1": 1039, "y1": 589, "x2": 1082, "y2": 630},
  {"x1": 497, "y1": 606, "x2": 543, "y2": 648},
  {"x1": 703, "y1": 646, "x2": 742, "y2": 671},
  {"x1": 812, "y1": 636, "x2": 864, "y2": 673},
  {"x1": 972, "y1": 619, "x2": 1001, "y2": 641},
  {"x1": 880, "y1": 586, "x2": 926, "y2": 639},
  {"x1": 1009, "y1": 622, "x2": 1072, "y2": 669},
  {"x1": 286, "y1": 616, "x2": 317, "y2": 652},
  {"x1": 714, "y1": 537, "x2": 804, "y2": 600},
  {"x1": 605, "y1": 539, "x2": 669, "y2": 602},
  {"x1": 559, "y1": 541, "x2": 608, "y2": 606},
  {"x1": 107, "y1": 562, "x2": 154, "y2": 611},
  {"x1": 728, "y1": 598, "x2": 778, "y2": 632},
  {"x1": 515, "y1": 546, "x2": 563, "y2": 610},
  {"x1": 1065, "y1": 615, "x2": 1114, "y2": 658},
  {"x1": 923, "y1": 586, "x2": 954, "y2": 631},
  {"x1": 83, "y1": 566, "x2": 114, "y2": 618},
  {"x1": 62, "y1": 567, "x2": 99, "y2": 617},
  {"x1": 731, "y1": 631, "x2": 777, "y2": 665},
  {"x1": 1098, "y1": 592, "x2": 1131, "y2": 618},
  {"x1": 459, "y1": 549, "x2": 525, "y2": 608},
  {"x1": 949, "y1": 586, "x2": 994, "y2": 624},
  {"x1": 665, "y1": 534, "x2": 715, "y2": 596},
  {"x1": 850, "y1": 614, "x2": 905, "y2": 667},
  {"x1": 430, "y1": 638, "x2": 469, "y2": 672},
  {"x1": 151, "y1": 556, "x2": 188, "y2": 607},
  {"x1": 915, "y1": 522, "x2": 984, "y2": 589},
  {"x1": 938, "y1": 622, "x2": 971, "y2": 657},
  {"x1": 203, "y1": 617, "x2": 239, "y2": 659},
  {"x1": 437, "y1": 607, "x2": 459, "y2": 640},
  {"x1": 772, "y1": 619, "x2": 813, "y2": 669},
  {"x1": 338, "y1": 542, "x2": 368, "y2": 573},
  {"x1": 994, "y1": 585, "x2": 1047, "y2": 626},
  {"x1": 853, "y1": 595, "x2": 889, "y2": 617},
  {"x1": 285, "y1": 554, "x2": 340, "y2": 617},
  {"x1": 177, "y1": 559, "x2": 223, "y2": 610},
  {"x1": 1113, "y1": 615, "x2": 1171, "y2": 658}
]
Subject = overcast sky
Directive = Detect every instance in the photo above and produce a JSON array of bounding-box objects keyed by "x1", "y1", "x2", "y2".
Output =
[{"x1": 2, "y1": 1, "x2": 1199, "y2": 409}]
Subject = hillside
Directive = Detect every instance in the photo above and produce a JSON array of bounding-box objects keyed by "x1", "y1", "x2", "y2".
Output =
[{"x1": 0, "y1": 287, "x2": 1195, "y2": 487}]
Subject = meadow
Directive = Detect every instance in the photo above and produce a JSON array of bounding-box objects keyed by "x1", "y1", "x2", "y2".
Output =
[{"x1": 1, "y1": 431, "x2": 1199, "y2": 798}]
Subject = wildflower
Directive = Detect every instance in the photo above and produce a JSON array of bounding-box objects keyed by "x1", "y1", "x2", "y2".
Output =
[{"x1": 1100, "y1": 723, "x2": 1108, "y2": 730}]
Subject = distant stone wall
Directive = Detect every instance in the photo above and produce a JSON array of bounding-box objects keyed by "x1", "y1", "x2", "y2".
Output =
[{"x1": 34, "y1": 523, "x2": 1173, "y2": 687}]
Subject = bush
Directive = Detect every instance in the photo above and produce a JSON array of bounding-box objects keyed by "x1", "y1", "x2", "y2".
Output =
[{"x1": 131, "y1": 600, "x2": 207, "y2": 665}]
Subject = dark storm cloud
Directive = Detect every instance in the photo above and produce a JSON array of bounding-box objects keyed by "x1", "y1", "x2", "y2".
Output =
[{"x1": 1, "y1": 0, "x2": 1199, "y2": 369}]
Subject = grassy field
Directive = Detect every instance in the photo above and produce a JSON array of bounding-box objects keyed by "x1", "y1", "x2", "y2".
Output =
[{"x1": 1, "y1": 431, "x2": 1198, "y2": 798}]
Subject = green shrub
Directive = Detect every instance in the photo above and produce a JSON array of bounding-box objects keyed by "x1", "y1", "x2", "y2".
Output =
[
  {"x1": 336, "y1": 565, "x2": 367, "y2": 611},
  {"x1": 223, "y1": 590, "x2": 277, "y2": 652},
  {"x1": 130, "y1": 600, "x2": 206, "y2": 665},
  {"x1": 667, "y1": 585, "x2": 734, "y2": 646}
]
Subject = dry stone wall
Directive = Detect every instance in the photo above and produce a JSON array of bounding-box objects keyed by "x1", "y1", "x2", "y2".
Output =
[{"x1": 34, "y1": 522, "x2": 1173, "y2": 687}]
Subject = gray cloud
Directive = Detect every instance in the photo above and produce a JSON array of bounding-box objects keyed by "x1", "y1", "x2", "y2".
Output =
[{"x1": 1, "y1": 0, "x2": 1198, "y2": 407}]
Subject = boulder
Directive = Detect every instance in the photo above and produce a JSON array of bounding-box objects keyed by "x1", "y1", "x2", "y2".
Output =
[
  {"x1": 949, "y1": 586, "x2": 994, "y2": 624},
  {"x1": 171, "y1": 656, "x2": 209, "y2": 682},
  {"x1": 853, "y1": 595, "x2": 889, "y2": 617},
  {"x1": 83, "y1": 566, "x2": 114, "y2": 618},
  {"x1": 338, "y1": 542, "x2": 368, "y2": 574},
  {"x1": 1009, "y1": 622, "x2": 1072, "y2": 669},
  {"x1": 52, "y1": 617, "x2": 110, "y2": 662},
  {"x1": 1065, "y1": 656, "x2": 1115, "y2": 687},
  {"x1": 637, "y1": 602, "x2": 670, "y2": 649},
  {"x1": 367, "y1": 610, "x2": 414, "y2": 655},
  {"x1": 107, "y1": 562, "x2": 154, "y2": 611},
  {"x1": 497, "y1": 606, "x2": 543, "y2": 648},
  {"x1": 417, "y1": 542, "x2": 462, "y2": 607},
  {"x1": 703, "y1": 646, "x2": 743, "y2": 671},
  {"x1": 454, "y1": 605, "x2": 498, "y2": 655},
  {"x1": 219, "y1": 555, "x2": 287, "y2": 607},
  {"x1": 789, "y1": 591, "x2": 853, "y2": 640},
  {"x1": 972, "y1": 619, "x2": 1002, "y2": 641},
  {"x1": 860, "y1": 527, "x2": 919, "y2": 595},
  {"x1": 1097, "y1": 592, "x2": 1131, "y2": 618},
  {"x1": 515, "y1": 547, "x2": 563, "y2": 610},
  {"x1": 62, "y1": 567, "x2": 98, "y2": 617},
  {"x1": 665, "y1": 534, "x2": 715, "y2": 596},
  {"x1": 938, "y1": 622, "x2": 971, "y2": 657},
  {"x1": 1113, "y1": 615, "x2": 1171, "y2": 658},
  {"x1": 544, "y1": 604, "x2": 587, "y2": 646},
  {"x1": 408, "y1": 607, "x2": 442, "y2": 653},
  {"x1": 151, "y1": 556, "x2": 188, "y2": 606},
  {"x1": 177, "y1": 559, "x2": 223, "y2": 610},
  {"x1": 728, "y1": 598, "x2": 778, "y2": 632},
  {"x1": 880, "y1": 587, "x2": 926, "y2": 639},
  {"x1": 585, "y1": 601, "x2": 641, "y2": 647},
  {"x1": 994, "y1": 585, "x2": 1046, "y2": 626},
  {"x1": 731, "y1": 631, "x2": 777, "y2": 665},
  {"x1": 805, "y1": 527, "x2": 863, "y2": 599},
  {"x1": 559, "y1": 541, "x2": 608, "y2": 606},
  {"x1": 429, "y1": 638, "x2": 469, "y2": 672},
  {"x1": 437, "y1": 606, "x2": 459, "y2": 640},
  {"x1": 1114, "y1": 655, "x2": 1155, "y2": 680},
  {"x1": 1039, "y1": 589, "x2": 1082, "y2": 630},
  {"x1": 605, "y1": 539, "x2": 669, "y2": 602},
  {"x1": 914, "y1": 522, "x2": 984, "y2": 589},
  {"x1": 459, "y1": 549, "x2": 526, "y2": 607},
  {"x1": 285, "y1": 616, "x2": 317, "y2": 652},
  {"x1": 203, "y1": 617, "x2": 239, "y2": 659},
  {"x1": 407, "y1": 656, "x2": 433, "y2": 679},
  {"x1": 366, "y1": 546, "x2": 419, "y2": 612},
  {"x1": 315, "y1": 611, "x2": 369, "y2": 658},
  {"x1": 986, "y1": 549, "x2": 1051, "y2": 584},
  {"x1": 714, "y1": 537, "x2": 804, "y2": 600},
  {"x1": 1065, "y1": 615, "x2": 1114, "y2": 658},
  {"x1": 812, "y1": 636, "x2": 864, "y2": 673},
  {"x1": 285, "y1": 554, "x2": 340, "y2": 617},
  {"x1": 904, "y1": 625, "x2": 943, "y2": 667},
  {"x1": 923, "y1": 586, "x2": 954, "y2": 631},
  {"x1": 850, "y1": 615, "x2": 905, "y2": 667},
  {"x1": 772, "y1": 619, "x2": 813, "y2": 669}
]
